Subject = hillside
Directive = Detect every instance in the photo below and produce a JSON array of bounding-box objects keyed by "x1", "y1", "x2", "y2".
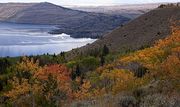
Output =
[
  {"x1": 68, "y1": 24, "x2": 180, "y2": 107},
  {"x1": 0, "y1": 2, "x2": 130, "y2": 38},
  {"x1": 0, "y1": 3, "x2": 35, "y2": 21},
  {"x1": 67, "y1": 6, "x2": 180, "y2": 59}
]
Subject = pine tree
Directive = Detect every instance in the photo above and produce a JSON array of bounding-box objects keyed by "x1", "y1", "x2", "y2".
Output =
[
  {"x1": 76, "y1": 64, "x2": 81, "y2": 77},
  {"x1": 102, "y1": 45, "x2": 109, "y2": 56}
]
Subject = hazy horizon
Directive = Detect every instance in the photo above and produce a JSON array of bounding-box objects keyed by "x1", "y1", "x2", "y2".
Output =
[{"x1": 0, "y1": 0, "x2": 179, "y2": 6}]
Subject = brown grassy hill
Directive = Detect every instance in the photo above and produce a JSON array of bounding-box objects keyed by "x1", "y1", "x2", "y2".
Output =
[{"x1": 67, "y1": 7, "x2": 180, "y2": 59}]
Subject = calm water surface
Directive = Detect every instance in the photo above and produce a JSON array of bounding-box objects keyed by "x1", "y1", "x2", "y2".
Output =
[{"x1": 0, "y1": 22, "x2": 96, "y2": 57}]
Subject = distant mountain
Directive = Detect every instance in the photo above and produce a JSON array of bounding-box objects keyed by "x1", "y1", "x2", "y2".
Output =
[
  {"x1": 5, "y1": 2, "x2": 88, "y2": 24},
  {"x1": 69, "y1": 3, "x2": 161, "y2": 19},
  {"x1": 0, "y1": 2, "x2": 130, "y2": 38},
  {"x1": 67, "y1": 6, "x2": 180, "y2": 59}
]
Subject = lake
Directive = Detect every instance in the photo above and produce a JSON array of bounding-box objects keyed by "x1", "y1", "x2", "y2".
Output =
[{"x1": 0, "y1": 22, "x2": 96, "y2": 57}]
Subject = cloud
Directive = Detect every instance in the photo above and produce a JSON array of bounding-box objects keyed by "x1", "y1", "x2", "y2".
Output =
[
  {"x1": 116, "y1": 0, "x2": 179, "y2": 4},
  {"x1": 0, "y1": 0, "x2": 114, "y2": 6},
  {"x1": 58, "y1": 0, "x2": 114, "y2": 6}
]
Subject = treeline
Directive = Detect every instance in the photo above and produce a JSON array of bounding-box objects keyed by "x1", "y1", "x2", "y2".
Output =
[{"x1": 158, "y1": 3, "x2": 180, "y2": 8}]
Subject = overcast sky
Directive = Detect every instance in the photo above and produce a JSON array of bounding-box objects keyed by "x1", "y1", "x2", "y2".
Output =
[{"x1": 0, "y1": 0, "x2": 179, "y2": 6}]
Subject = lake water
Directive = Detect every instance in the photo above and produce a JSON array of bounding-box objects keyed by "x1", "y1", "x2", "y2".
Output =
[{"x1": 0, "y1": 22, "x2": 96, "y2": 57}]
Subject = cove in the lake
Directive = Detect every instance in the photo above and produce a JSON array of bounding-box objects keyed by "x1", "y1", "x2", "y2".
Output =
[{"x1": 0, "y1": 22, "x2": 96, "y2": 57}]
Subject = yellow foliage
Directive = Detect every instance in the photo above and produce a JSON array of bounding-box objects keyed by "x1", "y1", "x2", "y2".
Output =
[
  {"x1": 120, "y1": 47, "x2": 165, "y2": 69},
  {"x1": 16, "y1": 57, "x2": 39, "y2": 75},
  {"x1": 4, "y1": 57, "x2": 41, "y2": 100},
  {"x1": 100, "y1": 69, "x2": 135, "y2": 94},
  {"x1": 95, "y1": 26, "x2": 180, "y2": 95},
  {"x1": 4, "y1": 77, "x2": 40, "y2": 100},
  {"x1": 121, "y1": 26, "x2": 180, "y2": 65},
  {"x1": 74, "y1": 80, "x2": 92, "y2": 100}
]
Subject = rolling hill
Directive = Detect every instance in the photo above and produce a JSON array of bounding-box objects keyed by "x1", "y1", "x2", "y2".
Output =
[
  {"x1": 67, "y1": 6, "x2": 180, "y2": 59},
  {"x1": 0, "y1": 2, "x2": 130, "y2": 38}
]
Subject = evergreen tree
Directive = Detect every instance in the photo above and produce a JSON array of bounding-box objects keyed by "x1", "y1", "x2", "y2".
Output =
[
  {"x1": 75, "y1": 64, "x2": 81, "y2": 77},
  {"x1": 102, "y1": 45, "x2": 109, "y2": 56},
  {"x1": 53, "y1": 53, "x2": 56, "y2": 58},
  {"x1": 71, "y1": 64, "x2": 81, "y2": 80}
]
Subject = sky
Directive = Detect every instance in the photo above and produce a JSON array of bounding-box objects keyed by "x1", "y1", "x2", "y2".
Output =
[{"x1": 0, "y1": 0, "x2": 179, "y2": 6}]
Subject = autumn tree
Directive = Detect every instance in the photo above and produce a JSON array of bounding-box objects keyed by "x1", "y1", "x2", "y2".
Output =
[
  {"x1": 4, "y1": 57, "x2": 41, "y2": 107},
  {"x1": 35, "y1": 64, "x2": 73, "y2": 103}
]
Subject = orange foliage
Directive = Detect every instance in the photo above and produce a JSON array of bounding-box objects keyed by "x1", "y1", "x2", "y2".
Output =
[
  {"x1": 35, "y1": 64, "x2": 73, "y2": 99},
  {"x1": 36, "y1": 64, "x2": 71, "y2": 82},
  {"x1": 157, "y1": 55, "x2": 180, "y2": 80},
  {"x1": 156, "y1": 26, "x2": 180, "y2": 48}
]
